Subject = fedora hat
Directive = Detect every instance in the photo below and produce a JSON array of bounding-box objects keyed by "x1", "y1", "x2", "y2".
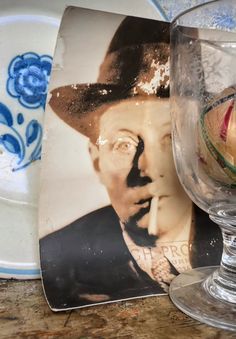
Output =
[{"x1": 49, "y1": 16, "x2": 170, "y2": 139}]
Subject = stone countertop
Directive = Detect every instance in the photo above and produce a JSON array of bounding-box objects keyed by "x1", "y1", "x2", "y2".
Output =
[{"x1": 0, "y1": 279, "x2": 236, "y2": 339}]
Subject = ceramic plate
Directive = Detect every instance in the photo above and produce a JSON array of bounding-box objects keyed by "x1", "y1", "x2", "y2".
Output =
[
  {"x1": 0, "y1": 0, "x2": 163, "y2": 279},
  {"x1": 0, "y1": 1, "x2": 61, "y2": 279}
]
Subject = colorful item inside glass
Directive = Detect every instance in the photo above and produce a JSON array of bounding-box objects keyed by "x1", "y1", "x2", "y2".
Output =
[{"x1": 199, "y1": 87, "x2": 236, "y2": 187}]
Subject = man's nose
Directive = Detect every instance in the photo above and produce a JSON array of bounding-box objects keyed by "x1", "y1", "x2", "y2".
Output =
[
  {"x1": 138, "y1": 148, "x2": 164, "y2": 180},
  {"x1": 126, "y1": 137, "x2": 152, "y2": 187}
]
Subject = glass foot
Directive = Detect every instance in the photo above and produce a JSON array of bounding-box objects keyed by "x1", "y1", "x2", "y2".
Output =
[{"x1": 169, "y1": 266, "x2": 236, "y2": 331}]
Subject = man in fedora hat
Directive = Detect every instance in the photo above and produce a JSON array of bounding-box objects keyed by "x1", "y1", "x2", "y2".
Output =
[{"x1": 40, "y1": 16, "x2": 222, "y2": 310}]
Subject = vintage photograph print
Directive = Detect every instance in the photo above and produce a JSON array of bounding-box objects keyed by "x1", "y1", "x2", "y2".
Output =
[{"x1": 39, "y1": 7, "x2": 222, "y2": 311}]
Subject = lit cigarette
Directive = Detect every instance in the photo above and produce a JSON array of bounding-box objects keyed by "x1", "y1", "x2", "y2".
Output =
[{"x1": 148, "y1": 196, "x2": 159, "y2": 236}]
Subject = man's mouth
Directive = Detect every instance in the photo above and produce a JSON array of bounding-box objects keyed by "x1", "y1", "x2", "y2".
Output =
[
  {"x1": 135, "y1": 195, "x2": 169, "y2": 209},
  {"x1": 124, "y1": 203, "x2": 157, "y2": 247},
  {"x1": 135, "y1": 197, "x2": 152, "y2": 209},
  {"x1": 124, "y1": 195, "x2": 170, "y2": 247}
]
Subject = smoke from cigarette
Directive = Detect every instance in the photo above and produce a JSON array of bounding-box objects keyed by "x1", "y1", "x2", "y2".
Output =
[{"x1": 148, "y1": 196, "x2": 159, "y2": 236}]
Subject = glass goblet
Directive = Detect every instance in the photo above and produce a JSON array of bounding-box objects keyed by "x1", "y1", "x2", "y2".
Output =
[{"x1": 169, "y1": 0, "x2": 236, "y2": 331}]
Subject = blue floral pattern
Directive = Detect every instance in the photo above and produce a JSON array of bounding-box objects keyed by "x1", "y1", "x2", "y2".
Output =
[
  {"x1": 0, "y1": 102, "x2": 42, "y2": 171},
  {"x1": 7, "y1": 52, "x2": 52, "y2": 109}
]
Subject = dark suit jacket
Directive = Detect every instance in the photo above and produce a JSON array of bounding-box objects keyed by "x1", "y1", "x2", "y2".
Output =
[{"x1": 40, "y1": 205, "x2": 222, "y2": 310}]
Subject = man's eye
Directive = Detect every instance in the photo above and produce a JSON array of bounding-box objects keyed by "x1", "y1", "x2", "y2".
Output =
[{"x1": 113, "y1": 138, "x2": 137, "y2": 154}]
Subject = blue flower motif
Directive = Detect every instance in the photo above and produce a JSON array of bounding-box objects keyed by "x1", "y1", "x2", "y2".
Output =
[
  {"x1": 7, "y1": 52, "x2": 52, "y2": 109},
  {"x1": 0, "y1": 102, "x2": 42, "y2": 171}
]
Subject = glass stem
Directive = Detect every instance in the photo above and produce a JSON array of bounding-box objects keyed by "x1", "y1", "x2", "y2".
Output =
[{"x1": 204, "y1": 219, "x2": 236, "y2": 303}]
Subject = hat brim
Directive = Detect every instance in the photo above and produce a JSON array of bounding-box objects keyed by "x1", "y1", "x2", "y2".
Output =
[{"x1": 49, "y1": 83, "x2": 132, "y2": 138}]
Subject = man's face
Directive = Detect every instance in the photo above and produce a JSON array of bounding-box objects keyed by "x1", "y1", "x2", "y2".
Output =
[{"x1": 90, "y1": 97, "x2": 191, "y2": 246}]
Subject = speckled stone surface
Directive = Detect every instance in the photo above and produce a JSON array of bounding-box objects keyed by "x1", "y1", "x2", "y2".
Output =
[{"x1": 0, "y1": 279, "x2": 236, "y2": 338}]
